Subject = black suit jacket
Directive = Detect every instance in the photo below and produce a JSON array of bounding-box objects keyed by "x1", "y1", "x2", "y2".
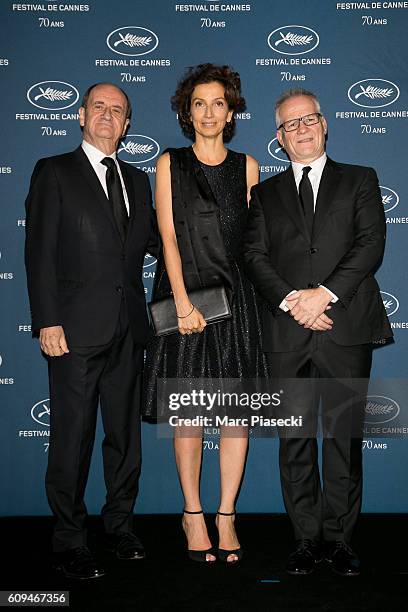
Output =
[
  {"x1": 243, "y1": 157, "x2": 392, "y2": 352},
  {"x1": 25, "y1": 146, "x2": 159, "y2": 347}
]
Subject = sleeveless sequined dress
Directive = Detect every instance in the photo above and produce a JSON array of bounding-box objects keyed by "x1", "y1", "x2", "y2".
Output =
[{"x1": 143, "y1": 147, "x2": 268, "y2": 417}]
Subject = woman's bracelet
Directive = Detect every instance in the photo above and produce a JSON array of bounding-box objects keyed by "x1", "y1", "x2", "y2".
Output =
[{"x1": 176, "y1": 304, "x2": 195, "y2": 319}]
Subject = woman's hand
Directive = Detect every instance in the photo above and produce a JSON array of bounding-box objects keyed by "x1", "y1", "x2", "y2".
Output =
[{"x1": 177, "y1": 305, "x2": 207, "y2": 335}]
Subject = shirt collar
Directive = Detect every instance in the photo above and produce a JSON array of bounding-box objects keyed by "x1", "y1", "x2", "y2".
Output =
[
  {"x1": 82, "y1": 140, "x2": 117, "y2": 165},
  {"x1": 292, "y1": 152, "x2": 327, "y2": 182}
]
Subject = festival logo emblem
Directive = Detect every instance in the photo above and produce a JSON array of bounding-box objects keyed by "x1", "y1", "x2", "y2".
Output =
[
  {"x1": 267, "y1": 138, "x2": 289, "y2": 163},
  {"x1": 107, "y1": 26, "x2": 159, "y2": 56},
  {"x1": 27, "y1": 81, "x2": 79, "y2": 110},
  {"x1": 31, "y1": 398, "x2": 50, "y2": 427},
  {"x1": 380, "y1": 186, "x2": 399, "y2": 214},
  {"x1": 118, "y1": 134, "x2": 160, "y2": 164},
  {"x1": 144, "y1": 254, "x2": 157, "y2": 269},
  {"x1": 380, "y1": 292, "x2": 399, "y2": 317},
  {"x1": 365, "y1": 395, "x2": 400, "y2": 424},
  {"x1": 268, "y1": 25, "x2": 319, "y2": 55},
  {"x1": 348, "y1": 79, "x2": 400, "y2": 108}
]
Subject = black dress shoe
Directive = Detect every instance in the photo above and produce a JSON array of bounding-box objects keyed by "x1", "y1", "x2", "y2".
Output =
[
  {"x1": 325, "y1": 541, "x2": 361, "y2": 577},
  {"x1": 286, "y1": 539, "x2": 322, "y2": 575},
  {"x1": 53, "y1": 546, "x2": 106, "y2": 580},
  {"x1": 107, "y1": 532, "x2": 146, "y2": 560}
]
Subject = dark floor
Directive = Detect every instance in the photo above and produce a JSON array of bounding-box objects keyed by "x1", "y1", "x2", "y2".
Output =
[{"x1": 1, "y1": 515, "x2": 407, "y2": 611}]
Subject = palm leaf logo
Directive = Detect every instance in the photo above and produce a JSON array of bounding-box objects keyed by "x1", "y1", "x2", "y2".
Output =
[
  {"x1": 34, "y1": 87, "x2": 73, "y2": 102},
  {"x1": 382, "y1": 195, "x2": 393, "y2": 206},
  {"x1": 38, "y1": 402, "x2": 50, "y2": 419},
  {"x1": 275, "y1": 32, "x2": 313, "y2": 47},
  {"x1": 355, "y1": 85, "x2": 394, "y2": 100},
  {"x1": 118, "y1": 141, "x2": 154, "y2": 155},
  {"x1": 365, "y1": 402, "x2": 394, "y2": 415},
  {"x1": 114, "y1": 33, "x2": 152, "y2": 48}
]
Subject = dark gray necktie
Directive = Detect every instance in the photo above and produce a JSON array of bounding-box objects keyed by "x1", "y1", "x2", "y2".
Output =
[
  {"x1": 101, "y1": 157, "x2": 128, "y2": 243},
  {"x1": 299, "y1": 166, "x2": 314, "y2": 237}
]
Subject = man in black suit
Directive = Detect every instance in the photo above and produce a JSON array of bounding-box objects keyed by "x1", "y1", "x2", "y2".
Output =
[
  {"x1": 243, "y1": 88, "x2": 392, "y2": 576},
  {"x1": 25, "y1": 83, "x2": 158, "y2": 579}
]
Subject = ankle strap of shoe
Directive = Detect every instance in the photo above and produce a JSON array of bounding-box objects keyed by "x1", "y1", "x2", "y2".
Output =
[
  {"x1": 183, "y1": 509, "x2": 203, "y2": 514},
  {"x1": 216, "y1": 510, "x2": 236, "y2": 516}
]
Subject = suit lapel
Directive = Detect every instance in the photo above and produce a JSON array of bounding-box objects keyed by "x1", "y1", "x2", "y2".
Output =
[
  {"x1": 73, "y1": 147, "x2": 119, "y2": 238},
  {"x1": 276, "y1": 166, "x2": 309, "y2": 237},
  {"x1": 312, "y1": 158, "x2": 343, "y2": 240},
  {"x1": 118, "y1": 159, "x2": 136, "y2": 243}
]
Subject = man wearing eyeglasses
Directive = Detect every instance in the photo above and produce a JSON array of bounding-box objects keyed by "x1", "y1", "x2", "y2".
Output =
[
  {"x1": 25, "y1": 83, "x2": 158, "y2": 579},
  {"x1": 243, "y1": 88, "x2": 392, "y2": 576}
]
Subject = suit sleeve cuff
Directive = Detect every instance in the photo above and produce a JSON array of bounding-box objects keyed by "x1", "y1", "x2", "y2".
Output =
[
  {"x1": 279, "y1": 290, "x2": 297, "y2": 312},
  {"x1": 319, "y1": 284, "x2": 339, "y2": 303}
]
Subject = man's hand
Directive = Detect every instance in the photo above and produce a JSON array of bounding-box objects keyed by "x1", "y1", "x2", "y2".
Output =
[
  {"x1": 309, "y1": 312, "x2": 333, "y2": 331},
  {"x1": 39, "y1": 326, "x2": 69, "y2": 357},
  {"x1": 286, "y1": 288, "x2": 333, "y2": 328}
]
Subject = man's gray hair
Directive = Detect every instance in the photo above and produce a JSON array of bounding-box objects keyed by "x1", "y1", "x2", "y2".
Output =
[{"x1": 275, "y1": 88, "x2": 321, "y2": 128}]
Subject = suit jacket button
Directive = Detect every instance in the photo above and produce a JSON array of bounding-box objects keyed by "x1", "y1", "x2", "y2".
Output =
[
  {"x1": 120, "y1": 254, "x2": 126, "y2": 261},
  {"x1": 116, "y1": 286, "x2": 123, "y2": 293},
  {"x1": 309, "y1": 247, "x2": 318, "y2": 254}
]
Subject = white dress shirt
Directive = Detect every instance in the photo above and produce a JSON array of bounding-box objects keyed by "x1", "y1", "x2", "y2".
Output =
[
  {"x1": 81, "y1": 140, "x2": 130, "y2": 215},
  {"x1": 279, "y1": 152, "x2": 338, "y2": 311},
  {"x1": 292, "y1": 152, "x2": 327, "y2": 210}
]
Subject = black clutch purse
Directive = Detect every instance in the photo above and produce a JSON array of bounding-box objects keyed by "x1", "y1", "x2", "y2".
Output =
[{"x1": 148, "y1": 286, "x2": 232, "y2": 337}]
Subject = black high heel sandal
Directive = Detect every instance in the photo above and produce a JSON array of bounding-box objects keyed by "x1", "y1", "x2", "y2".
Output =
[
  {"x1": 183, "y1": 510, "x2": 216, "y2": 563},
  {"x1": 216, "y1": 510, "x2": 243, "y2": 563}
]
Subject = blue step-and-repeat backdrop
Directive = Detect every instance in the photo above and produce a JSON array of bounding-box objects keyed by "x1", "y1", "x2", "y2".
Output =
[{"x1": 1, "y1": 0, "x2": 407, "y2": 516}]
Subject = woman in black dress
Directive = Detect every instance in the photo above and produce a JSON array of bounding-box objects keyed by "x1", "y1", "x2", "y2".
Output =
[{"x1": 144, "y1": 64, "x2": 268, "y2": 563}]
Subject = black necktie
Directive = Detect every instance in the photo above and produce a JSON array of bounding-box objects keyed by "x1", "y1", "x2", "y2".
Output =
[
  {"x1": 101, "y1": 157, "x2": 128, "y2": 243},
  {"x1": 299, "y1": 166, "x2": 314, "y2": 237}
]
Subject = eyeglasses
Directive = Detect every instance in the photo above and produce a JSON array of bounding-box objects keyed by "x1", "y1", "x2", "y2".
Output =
[{"x1": 278, "y1": 112, "x2": 322, "y2": 133}]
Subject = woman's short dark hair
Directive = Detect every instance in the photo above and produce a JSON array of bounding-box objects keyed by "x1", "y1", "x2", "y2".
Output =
[{"x1": 171, "y1": 64, "x2": 246, "y2": 142}]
